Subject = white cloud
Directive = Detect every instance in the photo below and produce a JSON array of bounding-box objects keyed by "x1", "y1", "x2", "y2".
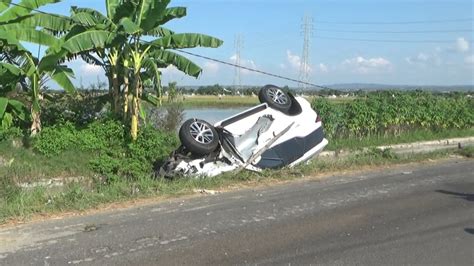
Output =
[
  {"x1": 318, "y1": 63, "x2": 328, "y2": 73},
  {"x1": 456, "y1": 37, "x2": 469, "y2": 53},
  {"x1": 161, "y1": 65, "x2": 183, "y2": 77},
  {"x1": 342, "y1": 56, "x2": 392, "y2": 74},
  {"x1": 287, "y1": 50, "x2": 301, "y2": 69},
  {"x1": 202, "y1": 61, "x2": 219, "y2": 74},
  {"x1": 80, "y1": 63, "x2": 102, "y2": 75},
  {"x1": 465, "y1": 54, "x2": 474, "y2": 65},
  {"x1": 286, "y1": 50, "x2": 312, "y2": 73},
  {"x1": 406, "y1": 53, "x2": 429, "y2": 64},
  {"x1": 230, "y1": 54, "x2": 257, "y2": 75},
  {"x1": 279, "y1": 63, "x2": 286, "y2": 69},
  {"x1": 405, "y1": 52, "x2": 442, "y2": 66}
]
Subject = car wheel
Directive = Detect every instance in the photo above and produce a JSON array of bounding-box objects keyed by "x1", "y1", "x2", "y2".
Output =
[
  {"x1": 258, "y1": 85, "x2": 292, "y2": 112},
  {"x1": 179, "y1": 119, "x2": 219, "y2": 155}
]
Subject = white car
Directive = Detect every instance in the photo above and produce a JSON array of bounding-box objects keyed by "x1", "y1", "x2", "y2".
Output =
[{"x1": 158, "y1": 85, "x2": 328, "y2": 177}]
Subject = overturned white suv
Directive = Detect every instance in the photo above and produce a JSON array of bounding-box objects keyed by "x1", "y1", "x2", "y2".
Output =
[{"x1": 157, "y1": 85, "x2": 328, "y2": 178}]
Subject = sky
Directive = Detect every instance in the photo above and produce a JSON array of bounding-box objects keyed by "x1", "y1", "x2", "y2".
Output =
[{"x1": 31, "y1": 0, "x2": 474, "y2": 87}]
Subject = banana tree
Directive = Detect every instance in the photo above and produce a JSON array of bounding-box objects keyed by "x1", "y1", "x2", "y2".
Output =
[
  {"x1": 1, "y1": 41, "x2": 76, "y2": 134},
  {"x1": 0, "y1": 62, "x2": 28, "y2": 130},
  {"x1": 1, "y1": 0, "x2": 75, "y2": 134},
  {"x1": 63, "y1": 0, "x2": 223, "y2": 140},
  {"x1": 62, "y1": 2, "x2": 185, "y2": 116}
]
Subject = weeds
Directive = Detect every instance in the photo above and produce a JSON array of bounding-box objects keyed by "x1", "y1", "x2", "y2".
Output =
[
  {"x1": 457, "y1": 146, "x2": 474, "y2": 158},
  {"x1": 0, "y1": 148, "x2": 459, "y2": 224}
]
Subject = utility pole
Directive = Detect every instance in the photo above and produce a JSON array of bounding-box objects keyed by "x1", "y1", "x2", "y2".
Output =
[
  {"x1": 233, "y1": 34, "x2": 243, "y2": 93},
  {"x1": 299, "y1": 14, "x2": 313, "y2": 90}
]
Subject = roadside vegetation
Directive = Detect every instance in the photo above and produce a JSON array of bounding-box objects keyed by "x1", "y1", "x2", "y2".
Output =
[
  {"x1": 312, "y1": 90, "x2": 474, "y2": 150},
  {"x1": 1, "y1": 147, "x2": 470, "y2": 224},
  {"x1": 0, "y1": 1, "x2": 473, "y2": 223}
]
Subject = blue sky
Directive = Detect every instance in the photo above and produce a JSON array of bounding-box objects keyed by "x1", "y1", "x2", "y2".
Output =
[{"x1": 34, "y1": 0, "x2": 474, "y2": 87}]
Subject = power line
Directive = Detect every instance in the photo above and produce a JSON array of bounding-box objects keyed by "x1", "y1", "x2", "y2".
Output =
[
  {"x1": 315, "y1": 29, "x2": 474, "y2": 34},
  {"x1": 314, "y1": 18, "x2": 473, "y2": 25},
  {"x1": 313, "y1": 36, "x2": 471, "y2": 43},
  {"x1": 7, "y1": 2, "x2": 472, "y2": 88},
  {"x1": 174, "y1": 49, "x2": 330, "y2": 90},
  {"x1": 4, "y1": 1, "x2": 332, "y2": 89}
]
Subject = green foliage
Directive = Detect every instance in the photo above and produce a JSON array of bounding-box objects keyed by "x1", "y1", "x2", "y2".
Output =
[
  {"x1": 0, "y1": 126, "x2": 22, "y2": 141},
  {"x1": 34, "y1": 119, "x2": 125, "y2": 156},
  {"x1": 32, "y1": 119, "x2": 177, "y2": 179},
  {"x1": 195, "y1": 84, "x2": 225, "y2": 95},
  {"x1": 33, "y1": 122, "x2": 77, "y2": 156},
  {"x1": 0, "y1": 95, "x2": 28, "y2": 131},
  {"x1": 311, "y1": 97, "x2": 346, "y2": 139},
  {"x1": 90, "y1": 125, "x2": 178, "y2": 179},
  {"x1": 312, "y1": 91, "x2": 474, "y2": 140},
  {"x1": 41, "y1": 91, "x2": 110, "y2": 127},
  {"x1": 128, "y1": 126, "x2": 178, "y2": 162},
  {"x1": 1, "y1": 1, "x2": 76, "y2": 135},
  {"x1": 77, "y1": 120, "x2": 125, "y2": 150}
]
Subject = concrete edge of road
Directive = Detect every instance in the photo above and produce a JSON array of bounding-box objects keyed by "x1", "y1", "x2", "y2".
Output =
[{"x1": 319, "y1": 136, "x2": 474, "y2": 158}]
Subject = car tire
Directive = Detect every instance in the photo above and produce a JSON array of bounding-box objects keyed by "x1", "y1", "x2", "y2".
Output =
[
  {"x1": 179, "y1": 119, "x2": 219, "y2": 155},
  {"x1": 258, "y1": 85, "x2": 292, "y2": 112}
]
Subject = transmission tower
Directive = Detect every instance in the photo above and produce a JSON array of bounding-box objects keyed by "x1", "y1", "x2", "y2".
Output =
[
  {"x1": 299, "y1": 14, "x2": 314, "y2": 90},
  {"x1": 233, "y1": 34, "x2": 243, "y2": 93}
]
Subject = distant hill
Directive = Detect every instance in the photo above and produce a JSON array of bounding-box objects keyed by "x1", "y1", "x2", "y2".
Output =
[{"x1": 321, "y1": 83, "x2": 474, "y2": 91}]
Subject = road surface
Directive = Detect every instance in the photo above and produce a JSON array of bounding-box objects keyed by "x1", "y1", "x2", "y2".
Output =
[{"x1": 1, "y1": 158, "x2": 473, "y2": 265}]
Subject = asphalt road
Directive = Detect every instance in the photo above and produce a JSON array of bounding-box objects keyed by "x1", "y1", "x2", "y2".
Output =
[{"x1": 1, "y1": 158, "x2": 473, "y2": 265}]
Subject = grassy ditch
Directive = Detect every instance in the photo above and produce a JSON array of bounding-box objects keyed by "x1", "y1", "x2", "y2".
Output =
[{"x1": 1, "y1": 147, "x2": 471, "y2": 224}]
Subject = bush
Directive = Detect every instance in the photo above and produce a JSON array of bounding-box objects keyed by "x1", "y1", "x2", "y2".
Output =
[
  {"x1": 33, "y1": 122, "x2": 77, "y2": 156},
  {"x1": 41, "y1": 91, "x2": 110, "y2": 127},
  {"x1": 90, "y1": 125, "x2": 178, "y2": 179},
  {"x1": 33, "y1": 118, "x2": 179, "y2": 179},
  {"x1": 77, "y1": 120, "x2": 125, "y2": 151}
]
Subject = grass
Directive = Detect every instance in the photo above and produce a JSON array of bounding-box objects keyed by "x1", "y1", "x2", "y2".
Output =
[
  {"x1": 325, "y1": 128, "x2": 474, "y2": 151},
  {"x1": 162, "y1": 95, "x2": 352, "y2": 108},
  {"x1": 0, "y1": 140, "x2": 93, "y2": 183},
  {"x1": 164, "y1": 95, "x2": 259, "y2": 108},
  {"x1": 457, "y1": 145, "x2": 474, "y2": 158},
  {"x1": 0, "y1": 146, "x2": 468, "y2": 224}
]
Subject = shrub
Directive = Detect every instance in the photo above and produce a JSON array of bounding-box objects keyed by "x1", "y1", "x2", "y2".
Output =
[
  {"x1": 90, "y1": 125, "x2": 178, "y2": 179},
  {"x1": 41, "y1": 91, "x2": 110, "y2": 127},
  {"x1": 33, "y1": 122, "x2": 77, "y2": 156},
  {"x1": 77, "y1": 120, "x2": 125, "y2": 151},
  {"x1": 34, "y1": 120, "x2": 125, "y2": 155},
  {"x1": 34, "y1": 119, "x2": 178, "y2": 179}
]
